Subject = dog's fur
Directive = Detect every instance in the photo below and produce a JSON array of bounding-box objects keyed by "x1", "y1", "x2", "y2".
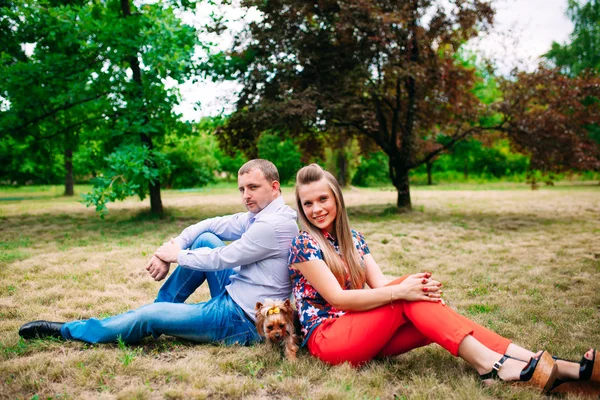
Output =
[{"x1": 255, "y1": 298, "x2": 299, "y2": 360}]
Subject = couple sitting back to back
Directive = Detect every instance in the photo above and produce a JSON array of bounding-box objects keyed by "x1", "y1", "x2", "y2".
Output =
[{"x1": 19, "y1": 160, "x2": 598, "y2": 394}]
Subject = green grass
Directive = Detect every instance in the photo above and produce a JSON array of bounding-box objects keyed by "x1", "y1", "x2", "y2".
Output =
[{"x1": 0, "y1": 183, "x2": 599, "y2": 399}]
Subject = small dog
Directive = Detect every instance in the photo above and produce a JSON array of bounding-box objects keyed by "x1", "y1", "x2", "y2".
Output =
[{"x1": 255, "y1": 298, "x2": 299, "y2": 361}]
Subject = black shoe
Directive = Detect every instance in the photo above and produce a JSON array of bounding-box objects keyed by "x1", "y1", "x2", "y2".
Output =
[
  {"x1": 480, "y1": 351, "x2": 558, "y2": 393},
  {"x1": 550, "y1": 350, "x2": 600, "y2": 396},
  {"x1": 19, "y1": 320, "x2": 65, "y2": 339}
]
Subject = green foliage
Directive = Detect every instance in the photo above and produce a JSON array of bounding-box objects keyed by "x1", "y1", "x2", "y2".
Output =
[
  {"x1": 256, "y1": 133, "x2": 303, "y2": 184},
  {"x1": 161, "y1": 117, "x2": 249, "y2": 187},
  {"x1": 72, "y1": 139, "x2": 105, "y2": 181},
  {"x1": 352, "y1": 152, "x2": 390, "y2": 187},
  {"x1": 545, "y1": 0, "x2": 600, "y2": 76},
  {"x1": 162, "y1": 132, "x2": 219, "y2": 189},
  {"x1": 1, "y1": 0, "x2": 200, "y2": 213},
  {"x1": 0, "y1": 135, "x2": 65, "y2": 185},
  {"x1": 436, "y1": 139, "x2": 530, "y2": 179},
  {"x1": 216, "y1": 149, "x2": 248, "y2": 179},
  {"x1": 353, "y1": 140, "x2": 531, "y2": 187},
  {"x1": 200, "y1": 117, "x2": 247, "y2": 180},
  {"x1": 81, "y1": 145, "x2": 170, "y2": 218}
]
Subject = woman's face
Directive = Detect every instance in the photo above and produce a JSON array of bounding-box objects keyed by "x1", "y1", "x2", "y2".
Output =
[{"x1": 297, "y1": 178, "x2": 338, "y2": 236}]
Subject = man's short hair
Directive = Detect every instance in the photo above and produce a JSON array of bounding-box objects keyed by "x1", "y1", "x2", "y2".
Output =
[{"x1": 238, "y1": 159, "x2": 280, "y2": 183}]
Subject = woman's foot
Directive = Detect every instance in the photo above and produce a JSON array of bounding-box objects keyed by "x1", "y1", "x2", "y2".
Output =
[
  {"x1": 480, "y1": 356, "x2": 529, "y2": 385},
  {"x1": 551, "y1": 348, "x2": 600, "y2": 396},
  {"x1": 480, "y1": 351, "x2": 558, "y2": 393},
  {"x1": 555, "y1": 348, "x2": 594, "y2": 380}
]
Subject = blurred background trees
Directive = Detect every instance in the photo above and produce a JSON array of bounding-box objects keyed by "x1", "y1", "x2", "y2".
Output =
[
  {"x1": 1, "y1": 0, "x2": 599, "y2": 215},
  {"x1": 1, "y1": 0, "x2": 199, "y2": 216}
]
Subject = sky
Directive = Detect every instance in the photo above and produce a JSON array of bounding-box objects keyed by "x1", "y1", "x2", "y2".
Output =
[{"x1": 174, "y1": 0, "x2": 575, "y2": 121}]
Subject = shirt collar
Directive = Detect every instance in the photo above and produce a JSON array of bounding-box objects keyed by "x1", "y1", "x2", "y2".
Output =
[
  {"x1": 248, "y1": 195, "x2": 285, "y2": 224},
  {"x1": 322, "y1": 229, "x2": 337, "y2": 245}
]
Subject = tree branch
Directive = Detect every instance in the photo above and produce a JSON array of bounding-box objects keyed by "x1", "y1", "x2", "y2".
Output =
[
  {"x1": 409, "y1": 124, "x2": 505, "y2": 169},
  {"x1": 34, "y1": 113, "x2": 117, "y2": 141},
  {"x1": 5, "y1": 91, "x2": 110, "y2": 135}
]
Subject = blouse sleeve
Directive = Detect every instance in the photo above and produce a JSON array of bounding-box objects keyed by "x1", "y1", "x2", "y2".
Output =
[
  {"x1": 355, "y1": 231, "x2": 371, "y2": 255},
  {"x1": 288, "y1": 232, "x2": 323, "y2": 265}
]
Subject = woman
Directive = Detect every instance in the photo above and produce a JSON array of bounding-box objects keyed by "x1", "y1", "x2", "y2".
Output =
[{"x1": 288, "y1": 164, "x2": 598, "y2": 394}]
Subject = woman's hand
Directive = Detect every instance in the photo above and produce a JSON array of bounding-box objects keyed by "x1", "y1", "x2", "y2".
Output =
[{"x1": 392, "y1": 272, "x2": 443, "y2": 303}]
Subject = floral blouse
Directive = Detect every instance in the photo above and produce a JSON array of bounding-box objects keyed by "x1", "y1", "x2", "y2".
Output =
[{"x1": 288, "y1": 229, "x2": 370, "y2": 346}]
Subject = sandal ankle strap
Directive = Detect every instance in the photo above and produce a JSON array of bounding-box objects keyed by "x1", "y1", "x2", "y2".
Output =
[{"x1": 480, "y1": 355, "x2": 509, "y2": 380}]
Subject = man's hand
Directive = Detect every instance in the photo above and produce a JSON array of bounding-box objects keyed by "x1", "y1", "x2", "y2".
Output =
[
  {"x1": 154, "y1": 239, "x2": 181, "y2": 264},
  {"x1": 145, "y1": 255, "x2": 170, "y2": 281}
]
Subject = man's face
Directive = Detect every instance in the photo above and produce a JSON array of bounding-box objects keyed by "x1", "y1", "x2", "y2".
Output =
[{"x1": 238, "y1": 168, "x2": 279, "y2": 213}]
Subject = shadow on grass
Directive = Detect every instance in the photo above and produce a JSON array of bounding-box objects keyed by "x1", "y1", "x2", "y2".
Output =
[
  {"x1": 0, "y1": 195, "x2": 66, "y2": 202},
  {"x1": 345, "y1": 203, "x2": 585, "y2": 232},
  {"x1": 0, "y1": 201, "x2": 590, "y2": 249}
]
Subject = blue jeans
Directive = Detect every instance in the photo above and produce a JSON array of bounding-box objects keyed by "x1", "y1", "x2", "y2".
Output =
[{"x1": 61, "y1": 233, "x2": 260, "y2": 345}]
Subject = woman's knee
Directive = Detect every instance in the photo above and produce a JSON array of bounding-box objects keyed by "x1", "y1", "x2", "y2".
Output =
[
  {"x1": 385, "y1": 275, "x2": 410, "y2": 286},
  {"x1": 404, "y1": 300, "x2": 443, "y2": 317}
]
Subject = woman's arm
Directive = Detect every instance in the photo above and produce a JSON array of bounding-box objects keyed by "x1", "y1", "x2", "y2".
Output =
[
  {"x1": 293, "y1": 259, "x2": 443, "y2": 312},
  {"x1": 363, "y1": 254, "x2": 392, "y2": 288}
]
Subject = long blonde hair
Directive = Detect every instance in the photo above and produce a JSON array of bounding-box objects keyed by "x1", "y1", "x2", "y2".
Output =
[{"x1": 294, "y1": 164, "x2": 365, "y2": 290}]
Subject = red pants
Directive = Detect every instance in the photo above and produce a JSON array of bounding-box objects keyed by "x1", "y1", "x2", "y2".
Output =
[{"x1": 307, "y1": 276, "x2": 511, "y2": 366}]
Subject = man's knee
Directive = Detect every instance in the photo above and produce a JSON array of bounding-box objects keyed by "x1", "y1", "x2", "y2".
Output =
[{"x1": 191, "y1": 232, "x2": 225, "y2": 250}]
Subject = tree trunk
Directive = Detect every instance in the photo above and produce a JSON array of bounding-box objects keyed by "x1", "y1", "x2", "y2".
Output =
[
  {"x1": 391, "y1": 159, "x2": 412, "y2": 209},
  {"x1": 148, "y1": 180, "x2": 163, "y2": 215},
  {"x1": 141, "y1": 134, "x2": 163, "y2": 215},
  {"x1": 426, "y1": 160, "x2": 433, "y2": 185},
  {"x1": 121, "y1": 0, "x2": 163, "y2": 216},
  {"x1": 395, "y1": 169, "x2": 412, "y2": 209},
  {"x1": 391, "y1": 9, "x2": 417, "y2": 211},
  {"x1": 64, "y1": 147, "x2": 74, "y2": 196}
]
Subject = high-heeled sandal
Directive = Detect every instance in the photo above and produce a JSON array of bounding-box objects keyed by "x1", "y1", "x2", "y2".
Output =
[
  {"x1": 550, "y1": 349, "x2": 600, "y2": 396},
  {"x1": 480, "y1": 351, "x2": 558, "y2": 393}
]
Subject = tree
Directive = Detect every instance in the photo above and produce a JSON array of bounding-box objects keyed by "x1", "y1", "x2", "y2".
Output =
[
  {"x1": 216, "y1": 0, "x2": 497, "y2": 209},
  {"x1": 498, "y1": 67, "x2": 600, "y2": 175},
  {"x1": 0, "y1": 0, "x2": 114, "y2": 194},
  {"x1": 544, "y1": 0, "x2": 600, "y2": 181},
  {"x1": 82, "y1": 0, "x2": 200, "y2": 216},
  {"x1": 0, "y1": 0, "x2": 200, "y2": 215},
  {"x1": 545, "y1": 0, "x2": 600, "y2": 76}
]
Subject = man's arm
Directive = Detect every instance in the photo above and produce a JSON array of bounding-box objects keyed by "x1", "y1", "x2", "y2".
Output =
[
  {"x1": 155, "y1": 220, "x2": 280, "y2": 271},
  {"x1": 173, "y1": 212, "x2": 249, "y2": 250},
  {"x1": 146, "y1": 212, "x2": 249, "y2": 281}
]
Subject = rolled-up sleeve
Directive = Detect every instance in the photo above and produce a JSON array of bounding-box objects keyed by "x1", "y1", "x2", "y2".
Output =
[{"x1": 177, "y1": 220, "x2": 280, "y2": 271}]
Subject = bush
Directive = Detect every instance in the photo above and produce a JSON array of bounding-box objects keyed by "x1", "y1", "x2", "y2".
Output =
[
  {"x1": 214, "y1": 148, "x2": 247, "y2": 181},
  {"x1": 257, "y1": 133, "x2": 303, "y2": 184},
  {"x1": 162, "y1": 133, "x2": 220, "y2": 189},
  {"x1": 0, "y1": 135, "x2": 65, "y2": 185},
  {"x1": 352, "y1": 152, "x2": 390, "y2": 187}
]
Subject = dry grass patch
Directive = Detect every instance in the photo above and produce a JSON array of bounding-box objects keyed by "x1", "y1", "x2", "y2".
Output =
[{"x1": 1, "y1": 183, "x2": 599, "y2": 399}]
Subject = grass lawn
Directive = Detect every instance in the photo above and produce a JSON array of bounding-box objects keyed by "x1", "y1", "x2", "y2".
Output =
[{"x1": 0, "y1": 182, "x2": 599, "y2": 399}]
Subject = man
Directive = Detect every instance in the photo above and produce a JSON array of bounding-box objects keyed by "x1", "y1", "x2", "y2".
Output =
[{"x1": 19, "y1": 159, "x2": 298, "y2": 345}]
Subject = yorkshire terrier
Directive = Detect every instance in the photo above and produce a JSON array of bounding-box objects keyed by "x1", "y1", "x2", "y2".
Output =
[{"x1": 255, "y1": 298, "x2": 299, "y2": 361}]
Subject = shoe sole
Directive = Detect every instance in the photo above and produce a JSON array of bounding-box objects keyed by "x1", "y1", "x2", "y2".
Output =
[{"x1": 530, "y1": 351, "x2": 559, "y2": 393}]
